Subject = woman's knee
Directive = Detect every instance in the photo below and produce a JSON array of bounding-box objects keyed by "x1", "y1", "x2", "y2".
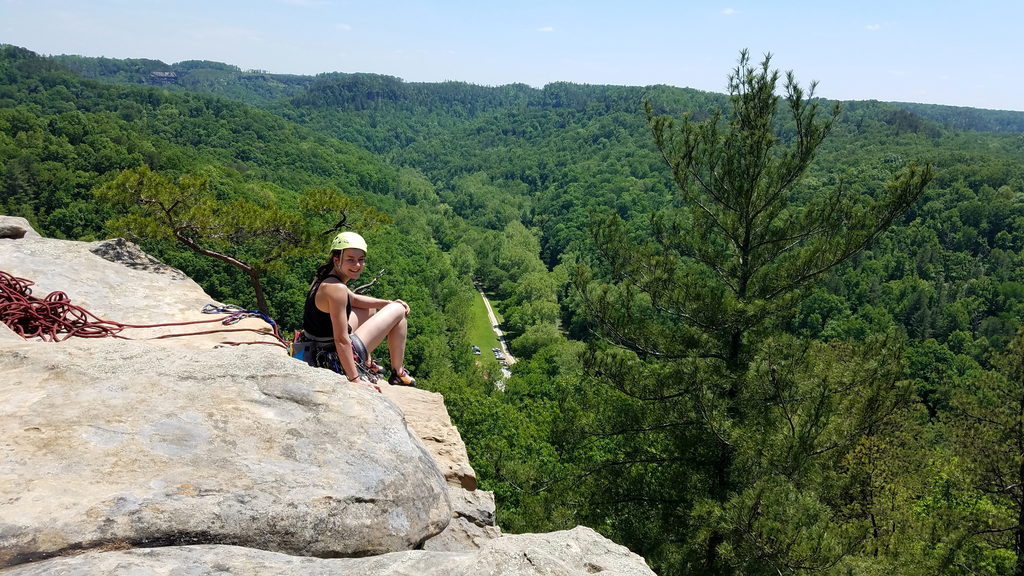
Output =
[
  {"x1": 380, "y1": 302, "x2": 407, "y2": 322},
  {"x1": 382, "y1": 300, "x2": 405, "y2": 313}
]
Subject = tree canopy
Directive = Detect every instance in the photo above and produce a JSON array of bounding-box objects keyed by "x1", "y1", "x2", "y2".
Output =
[{"x1": 4, "y1": 43, "x2": 1024, "y2": 576}]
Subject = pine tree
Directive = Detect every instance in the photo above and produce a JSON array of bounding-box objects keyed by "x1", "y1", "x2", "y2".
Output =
[
  {"x1": 575, "y1": 50, "x2": 933, "y2": 574},
  {"x1": 96, "y1": 166, "x2": 387, "y2": 313}
]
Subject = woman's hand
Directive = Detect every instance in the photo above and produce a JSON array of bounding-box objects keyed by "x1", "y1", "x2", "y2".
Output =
[
  {"x1": 347, "y1": 375, "x2": 381, "y2": 392},
  {"x1": 393, "y1": 299, "x2": 410, "y2": 317}
]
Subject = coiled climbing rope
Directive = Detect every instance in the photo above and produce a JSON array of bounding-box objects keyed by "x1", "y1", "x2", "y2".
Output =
[{"x1": 0, "y1": 270, "x2": 286, "y2": 348}]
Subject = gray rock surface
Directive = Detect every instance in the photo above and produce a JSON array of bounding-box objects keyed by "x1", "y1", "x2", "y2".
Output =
[
  {"x1": 0, "y1": 336, "x2": 451, "y2": 567},
  {"x1": 0, "y1": 235, "x2": 278, "y2": 345},
  {"x1": 381, "y1": 386, "x2": 502, "y2": 551},
  {"x1": 381, "y1": 386, "x2": 479, "y2": 490},
  {"x1": 2, "y1": 526, "x2": 656, "y2": 575},
  {"x1": 0, "y1": 216, "x2": 40, "y2": 239},
  {"x1": 88, "y1": 236, "x2": 188, "y2": 277},
  {"x1": 420, "y1": 514, "x2": 503, "y2": 552}
]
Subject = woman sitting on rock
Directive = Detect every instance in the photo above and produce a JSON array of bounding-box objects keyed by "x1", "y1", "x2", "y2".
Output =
[{"x1": 302, "y1": 231, "x2": 416, "y2": 387}]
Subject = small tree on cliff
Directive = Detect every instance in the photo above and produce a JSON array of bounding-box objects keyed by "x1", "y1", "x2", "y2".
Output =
[
  {"x1": 574, "y1": 50, "x2": 933, "y2": 574},
  {"x1": 96, "y1": 166, "x2": 387, "y2": 314}
]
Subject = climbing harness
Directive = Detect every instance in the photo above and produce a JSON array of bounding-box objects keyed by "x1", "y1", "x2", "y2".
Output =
[
  {"x1": 0, "y1": 270, "x2": 287, "y2": 348},
  {"x1": 292, "y1": 329, "x2": 381, "y2": 383}
]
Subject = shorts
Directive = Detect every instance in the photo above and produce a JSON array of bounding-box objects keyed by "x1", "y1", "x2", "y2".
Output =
[
  {"x1": 293, "y1": 331, "x2": 369, "y2": 377},
  {"x1": 350, "y1": 333, "x2": 368, "y2": 365}
]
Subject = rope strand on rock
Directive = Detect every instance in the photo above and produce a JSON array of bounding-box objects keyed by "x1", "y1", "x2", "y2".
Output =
[{"x1": 0, "y1": 270, "x2": 286, "y2": 348}]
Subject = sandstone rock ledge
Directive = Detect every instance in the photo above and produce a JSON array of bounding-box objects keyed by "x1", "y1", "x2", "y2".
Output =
[
  {"x1": 0, "y1": 335, "x2": 451, "y2": 565},
  {"x1": 0, "y1": 217, "x2": 656, "y2": 575},
  {"x1": 2, "y1": 526, "x2": 651, "y2": 575}
]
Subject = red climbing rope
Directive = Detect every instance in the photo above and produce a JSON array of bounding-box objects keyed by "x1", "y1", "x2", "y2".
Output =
[{"x1": 0, "y1": 270, "x2": 287, "y2": 348}]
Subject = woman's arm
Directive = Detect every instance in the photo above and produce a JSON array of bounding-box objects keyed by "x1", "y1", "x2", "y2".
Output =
[
  {"x1": 350, "y1": 292, "x2": 410, "y2": 316},
  {"x1": 322, "y1": 283, "x2": 363, "y2": 381},
  {"x1": 348, "y1": 291, "x2": 391, "y2": 310}
]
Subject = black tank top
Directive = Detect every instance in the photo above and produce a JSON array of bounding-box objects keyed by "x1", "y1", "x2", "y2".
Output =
[{"x1": 302, "y1": 274, "x2": 351, "y2": 338}]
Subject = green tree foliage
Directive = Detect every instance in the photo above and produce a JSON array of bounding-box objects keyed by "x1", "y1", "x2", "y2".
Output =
[
  {"x1": 97, "y1": 166, "x2": 387, "y2": 313},
  {"x1": 575, "y1": 51, "x2": 933, "y2": 574},
  {"x1": 0, "y1": 45, "x2": 397, "y2": 243},
  {"x1": 943, "y1": 329, "x2": 1024, "y2": 575}
]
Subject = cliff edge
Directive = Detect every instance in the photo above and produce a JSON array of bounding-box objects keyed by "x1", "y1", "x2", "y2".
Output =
[{"x1": 0, "y1": 216, "x2": 655, "y2": 575}]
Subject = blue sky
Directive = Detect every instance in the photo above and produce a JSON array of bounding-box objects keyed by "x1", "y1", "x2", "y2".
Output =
[{"x1": 2, "y1": 0, "x2": 1022, "y2": 111}]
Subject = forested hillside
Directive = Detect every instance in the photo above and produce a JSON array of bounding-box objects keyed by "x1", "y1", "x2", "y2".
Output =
[
  {"x1": 50, "y1": 53, "x2": 314, "y2": 105},
  {"x1": 889, "y1": 100, "x2": 1024, "y2": 132},
  {"x1": 4, "y1": 43, "x2": 1024, "y2": 576}
]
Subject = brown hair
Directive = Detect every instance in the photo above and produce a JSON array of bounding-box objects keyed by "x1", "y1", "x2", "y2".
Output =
[{"x1": 308, "y1": 250, "x2": 341, "y2": 297}]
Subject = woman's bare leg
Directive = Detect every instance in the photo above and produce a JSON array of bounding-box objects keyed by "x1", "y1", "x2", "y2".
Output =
[
  {"x1": 348, "y1": 307, "x2": 374, "y2": 332},
  {"x1": 353, "y1": 302, "x2": 408, "y2": 371}
]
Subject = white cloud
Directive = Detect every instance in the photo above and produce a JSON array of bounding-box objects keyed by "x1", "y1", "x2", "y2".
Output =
[
  {"x1": 722, "y1": 8, "x2": 737, "y2": 15},
  {"x1": 866, "y1": 23, "x2": 881, "y2": 31},
  {"x1": 336, "y1": 23, "x2": 352, "y2": 31},
  {"x1": 538, "y1": 26, "x2": 555, "y2": 32}
]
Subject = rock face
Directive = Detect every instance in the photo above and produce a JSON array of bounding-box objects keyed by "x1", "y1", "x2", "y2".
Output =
[
  {"x1": 0, "y1": 219, "x2": 656, "y2": 575},
  {"x1": 0, "y1": 216, "x2": 40, "y2": 240},
  {"x1": 0, "y1": 337, "x2": 452, "y2": 566},
  {"x1": 2, "y1": 527, "x2": 653, "y2": 576},
  {"x1": 381, "y1": 386, "x2": 503, "y2": 551},
  {"x1": 1, "y1": 234, "x2": 278, "y2": 346}
]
